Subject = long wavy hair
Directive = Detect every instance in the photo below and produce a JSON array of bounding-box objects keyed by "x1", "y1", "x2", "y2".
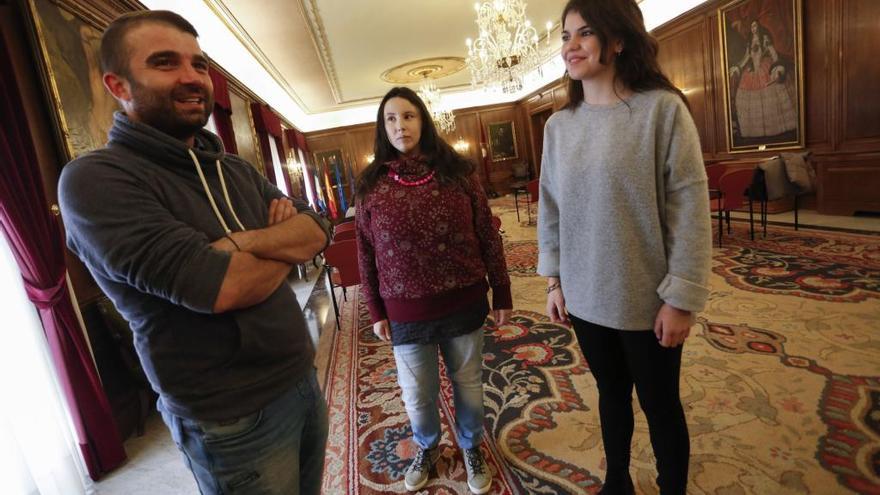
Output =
[
  {"x1": 561, "y1": 0, "x2": 688, "y2": 111},
  {"x1": 355, "y1": 87, "x2": 474, "y2": 199}
]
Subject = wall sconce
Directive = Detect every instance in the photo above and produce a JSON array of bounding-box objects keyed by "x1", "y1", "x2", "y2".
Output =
[{"x1": 453, "y1": 138, "x2": 470, "y2": 153}]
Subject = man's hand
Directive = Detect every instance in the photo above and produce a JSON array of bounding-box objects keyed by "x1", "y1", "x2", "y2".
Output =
[
  {"x1": 224, "y1": 200, "x2": 328, "y2": 264},
  {"x1": 268, "y1": 198, "x2": 297, "y2": 225},
  {"x1": 373, "y1": 319, "x2": 391, "y2": 341},
  {"x1": 654, "y1": 303, "x2": 693, "y2": 348}
]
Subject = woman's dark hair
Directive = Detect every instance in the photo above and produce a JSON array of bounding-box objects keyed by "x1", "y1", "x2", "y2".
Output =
[
  {"x1": 356, "y1": 87, "x2": 474, "y2": 199},
  {"x1": 561, "y1": 0, "x2": 688, "y2": 110}
]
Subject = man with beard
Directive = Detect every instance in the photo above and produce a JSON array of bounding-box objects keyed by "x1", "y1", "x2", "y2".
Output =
[{"x1": 58, "y1": 11, "x2": 331, "y2": 495}]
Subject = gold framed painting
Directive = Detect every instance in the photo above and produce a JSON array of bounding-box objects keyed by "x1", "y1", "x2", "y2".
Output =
[
  {"x1": 228, "y1": 88, "x2": 264, "y2": 174},
  {"x1": 719, "y1": 0, "x2": 804, "y2": 152},
  {"x1": 487, "y1": 120, "x2": 518, "y2": 161},
  {"x1": 24, "y1": 0, "x2": 133, "y2": 160}
]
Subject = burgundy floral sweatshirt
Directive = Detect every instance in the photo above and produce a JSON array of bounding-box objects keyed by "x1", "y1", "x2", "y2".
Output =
[{"x1": 356, "y1": 156, "x2": 512, "y2": 323}]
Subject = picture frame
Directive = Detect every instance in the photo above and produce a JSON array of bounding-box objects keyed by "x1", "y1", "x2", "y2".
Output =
[
  {"x1": 718, "y1": 0, "x2": 804, "y2": 153},
  {"x1": 228, "y1": 88, "x2": 265, "y2": 174},
  {"x1": 313, "y1": 149, "x2": 345, "y2": 174},
  {"x1": 487, "y1": 121, "x2": 518, "y2": 161},
  {"x1": 24, "y1": 0, "x2": 125, "y2": 161}
]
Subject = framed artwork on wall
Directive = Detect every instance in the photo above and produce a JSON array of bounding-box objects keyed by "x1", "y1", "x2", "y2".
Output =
[
  {"x1": 719, "y1": 0, "x2": 804, "y2": 152},
  {"x1": 487, "y1": 120, "x2": 518, "y2": 161},
  {"x1": 228, "y1": 88, "x2": 264, "y2": 174},
  {"x1": 25, "y1": 0, "x2": 122, "y2": 160}
]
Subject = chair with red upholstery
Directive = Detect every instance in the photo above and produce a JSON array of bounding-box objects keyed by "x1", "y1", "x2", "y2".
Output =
[
  {"x1": 322, "y1": 239, "x2": 361, "y2": 329},
  {"x1": 705, "y1": 163, "x2": 727, "y2": 192},
  {"x1": 333, "y1": 229, "x2": 356, "y2": 242},
  {"x1": 332, "y1": 221, "x2": 356, "y2": 242},
  {"x1": 710, "y1": 168, "x2": 757, "y2": 246}
]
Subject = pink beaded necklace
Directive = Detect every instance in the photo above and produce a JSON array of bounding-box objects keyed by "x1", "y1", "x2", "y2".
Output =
[{"x1": 387, "y1": 169, "x2": 436, "y2": 187}]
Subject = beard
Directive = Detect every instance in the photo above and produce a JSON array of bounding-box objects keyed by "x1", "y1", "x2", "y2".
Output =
[{"x1": 128, "y1": 79, "x2": 214, "y2": 141}]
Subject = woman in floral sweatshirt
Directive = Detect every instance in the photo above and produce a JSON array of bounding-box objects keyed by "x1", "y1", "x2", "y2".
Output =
[{"x1": 355, "y1": 86, "x2": 511, "y2": 494}]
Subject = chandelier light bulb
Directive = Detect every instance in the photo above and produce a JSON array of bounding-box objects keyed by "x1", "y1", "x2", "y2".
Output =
[
  {"x1": 417, "y1": 72, "x2": 456, "y2": 134},
  {"x1": 465, "y1": 0, "x2": 543, "y2": 94}
]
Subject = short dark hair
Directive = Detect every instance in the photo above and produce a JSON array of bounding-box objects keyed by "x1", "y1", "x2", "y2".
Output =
[{"x1": 100, "y1": 10, "x2": 199, "y2": 77}]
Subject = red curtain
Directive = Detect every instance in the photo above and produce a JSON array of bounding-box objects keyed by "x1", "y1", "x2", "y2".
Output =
[
  {"x1": 251, "y1": 103, "x2": 280, "y2": 185},
  {"x1": 0, "y1": 35, "x2": 125, "y2": 480},
  {"x1": 251, "y1": 104, "x2": 296, "y2": 195},
  {"x1": 209, "y1": 68, "x2": 237, "y2": 155}
]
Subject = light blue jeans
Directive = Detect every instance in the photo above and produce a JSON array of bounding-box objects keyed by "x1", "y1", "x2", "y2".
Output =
[
  {"x1": 158, "y1": 369, "x2": 328, "y2": 495},
  {"x1": 392, "y1": 328, "x2": 485, "y2": 450}
]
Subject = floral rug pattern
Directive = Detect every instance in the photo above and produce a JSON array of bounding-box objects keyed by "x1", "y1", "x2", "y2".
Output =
[{"x1": 322, "y1": 206, "x2": 880, "y2": 494}]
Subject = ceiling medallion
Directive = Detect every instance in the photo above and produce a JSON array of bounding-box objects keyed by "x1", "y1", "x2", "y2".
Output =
[
  {"x1": 380, "y1": 57, "x2": 466, "y2": 84},
  {"x1": 465, "y1": 0, "x2": 544, "y2": 94},
  {"x1": 381, "y1": 59, "x2": 461, "y2": 135}
]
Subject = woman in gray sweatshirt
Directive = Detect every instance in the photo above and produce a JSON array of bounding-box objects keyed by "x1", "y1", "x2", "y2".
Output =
[{"x1": 537, "y1": 1, "x2": 712, "y2": 494}]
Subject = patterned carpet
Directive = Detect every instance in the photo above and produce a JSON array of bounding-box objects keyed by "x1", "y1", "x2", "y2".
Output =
[{"x1": 321, "y1": 199, "x2": 880, "y2": 495}]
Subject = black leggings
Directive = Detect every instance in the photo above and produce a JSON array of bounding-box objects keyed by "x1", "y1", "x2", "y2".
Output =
[{"x1": 570, "y1": 314, "x2": 689, "y2": 495}]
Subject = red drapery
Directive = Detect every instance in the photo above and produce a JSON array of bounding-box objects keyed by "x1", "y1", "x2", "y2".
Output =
[
  {"x1": 250, "y1": 103, "x2": 280, "y2": 185},
  {"x1": 250, "y1": 103, "x2": 294, "y2": 195},
  {"x1": 209, "y1": 68, "x2": 238, "y2": 155},
  {"x1": 0, "y1": 36, "x2": 125, "y2": 480}
]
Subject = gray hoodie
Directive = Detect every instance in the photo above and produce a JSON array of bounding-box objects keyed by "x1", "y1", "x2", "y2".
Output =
[{"x1": 59, "y1": 112, "x2": 330, "y2": 421}]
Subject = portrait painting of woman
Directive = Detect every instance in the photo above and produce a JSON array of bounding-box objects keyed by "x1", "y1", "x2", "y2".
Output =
[{"x1": 721, "y1": 0, "x2": 803, "y2": 151}]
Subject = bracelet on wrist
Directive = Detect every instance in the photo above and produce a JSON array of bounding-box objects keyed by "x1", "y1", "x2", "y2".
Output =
[{"x1": 546, "y1": 282, "x2": 561, "y2": 294}]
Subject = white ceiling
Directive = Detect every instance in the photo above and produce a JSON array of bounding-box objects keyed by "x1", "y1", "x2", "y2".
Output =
[
  {"x1": 217, "y1": 0, "x2": 568, "y2": 112},
  {"x1": 141, "y1": 0, "x2": 709, "y2": 131}
]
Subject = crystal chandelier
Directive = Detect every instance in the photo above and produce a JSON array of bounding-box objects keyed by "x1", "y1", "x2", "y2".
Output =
[
  {"x1": 417, "y1": 72, "x2": 456, "y2": 134},
  {"x1": 465, "y1": 0, "x2": 542, "y2": 94}
]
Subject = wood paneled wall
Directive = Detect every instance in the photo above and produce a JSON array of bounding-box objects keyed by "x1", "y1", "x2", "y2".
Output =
[
  {"x1": 304, "y1": 102, "x2": 533, "y2": 195},
  {"x1": 516, "y1": 0, "x2": 880, "y2": 215},
  {"x1": 651, "y1": 0, "x2": 880, "y2": 214}
]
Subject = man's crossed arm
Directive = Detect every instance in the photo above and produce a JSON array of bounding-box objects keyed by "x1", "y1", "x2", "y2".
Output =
[{"x1": 211, "y1": 198, "x2": 329, "y2": 313}]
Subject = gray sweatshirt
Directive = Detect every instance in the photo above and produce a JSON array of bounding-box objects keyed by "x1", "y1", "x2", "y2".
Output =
[
  {"x1": 537, "y1": 89, "x2": 712, "y2": 330},
  {"x1": 59, "y1": 113, "x2": 330, "y2": 421}
]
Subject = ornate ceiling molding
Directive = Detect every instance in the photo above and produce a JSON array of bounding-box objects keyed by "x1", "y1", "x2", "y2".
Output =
[
  {"x1": 300, "y1": 0, "x2": 344, "y2": 104},
  {"x1": 205, "y1": 0, "x2": 312, "y2": 112}
]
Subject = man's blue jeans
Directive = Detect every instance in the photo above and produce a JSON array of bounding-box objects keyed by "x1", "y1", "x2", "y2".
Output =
[
  {"x1": 392, "y1": 328, "x2": 485, "y2": 450},
  {"x1": 158, "y1": 369, "x2": 328, "y2": 495}
]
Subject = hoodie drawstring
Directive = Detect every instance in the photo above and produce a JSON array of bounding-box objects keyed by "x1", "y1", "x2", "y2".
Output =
[{"x1": 188, "y1": 149, "x2": 245, "y2": 234}]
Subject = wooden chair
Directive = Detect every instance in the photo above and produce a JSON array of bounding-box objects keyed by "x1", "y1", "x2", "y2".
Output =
[
  {"x1": 710, "y1": 168, "x2": 757, "y2": 246},
  {"x1": 525, "y1": 179, "x2": 539, "y2": 225},
  {"x1": 322, "y1": 239, "x2": 360, "y2": 329}
]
